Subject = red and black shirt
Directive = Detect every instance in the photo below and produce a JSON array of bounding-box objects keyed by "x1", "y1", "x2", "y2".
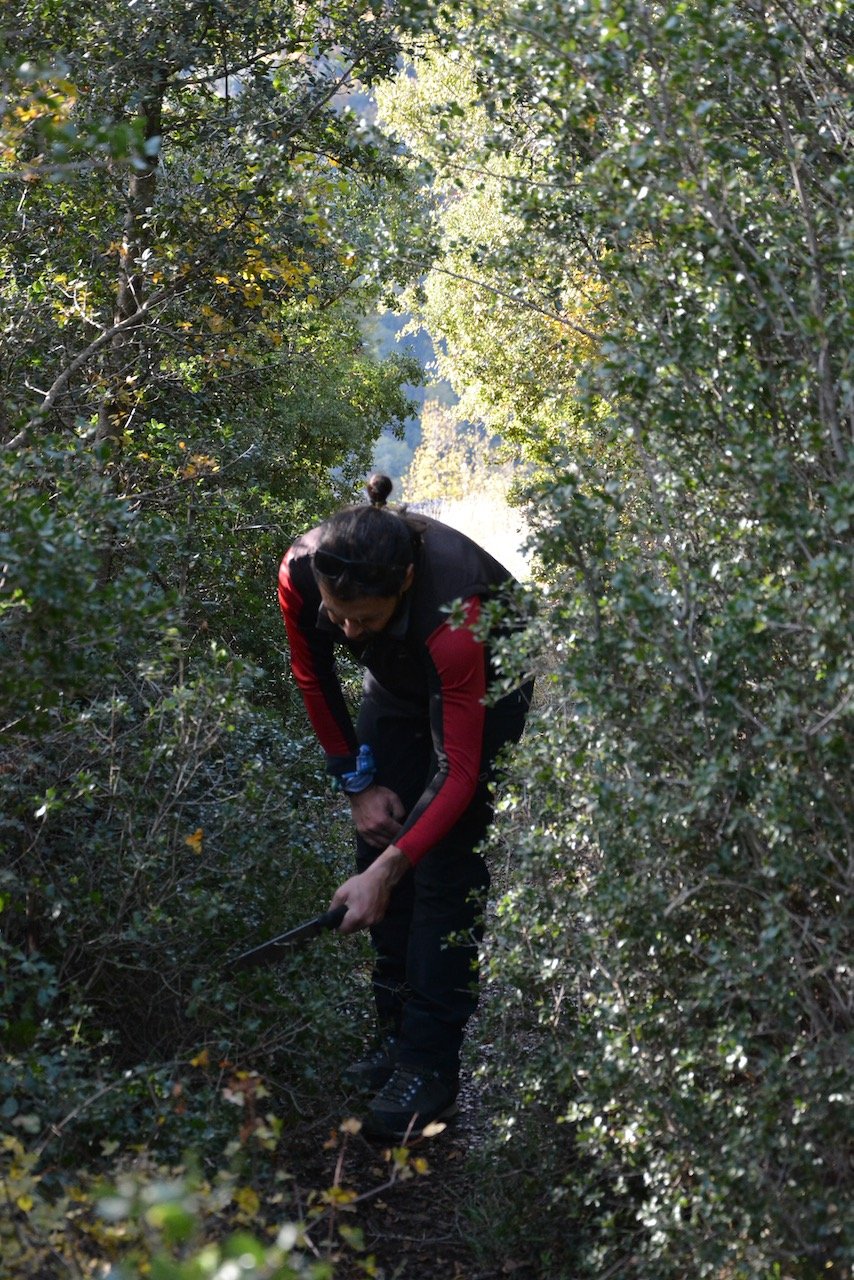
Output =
[{"x1": 278, "y1": 515, "x2": 515, "y2": 866}]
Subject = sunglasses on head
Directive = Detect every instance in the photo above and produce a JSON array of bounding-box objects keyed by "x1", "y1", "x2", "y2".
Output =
[{"x1": 313, "y1": 549, "x2": 389, "y2": 578}]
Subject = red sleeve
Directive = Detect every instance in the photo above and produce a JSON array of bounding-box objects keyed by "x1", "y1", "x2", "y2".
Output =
[
  {"x1": 395, "y1": 597, "x2": 486, "y2": 865},
  {"x1": 278, "y1": 549, "x2": 358, "y2": 768}
]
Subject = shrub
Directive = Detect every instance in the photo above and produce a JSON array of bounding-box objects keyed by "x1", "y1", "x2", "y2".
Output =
[
  {"x1": 0, "y1": 436, "x2": 375, "y2": 1276},
  {"x1": 436, "y1": 1, "x2": 854, "y2": 1274}
]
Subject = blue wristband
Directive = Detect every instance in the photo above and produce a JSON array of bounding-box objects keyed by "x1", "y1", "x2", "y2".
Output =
[{"x1": 340, "y1": 744, "x2": 377, "y2": 795}]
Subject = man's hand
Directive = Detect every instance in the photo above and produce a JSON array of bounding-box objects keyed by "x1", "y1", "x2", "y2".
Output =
[
  {"x1": 347, "y1": 783, "x2": 405, "y2": 848},
  {"x1": 331, "y1": 845, "x2": 410, "y2": 933}
]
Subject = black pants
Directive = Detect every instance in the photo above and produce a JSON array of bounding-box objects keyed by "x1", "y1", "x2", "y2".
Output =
[{"x1": 355, "y1": 677, "x2": 532, "y2": 1078}]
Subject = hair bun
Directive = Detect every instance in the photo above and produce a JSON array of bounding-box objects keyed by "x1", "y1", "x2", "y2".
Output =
[{"x1": 366, "y1": 472, "x2": 393, "y2": 508}]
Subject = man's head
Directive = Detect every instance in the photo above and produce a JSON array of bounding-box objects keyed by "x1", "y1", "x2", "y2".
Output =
[
  {"x1": 312, "y1": 478, "x2": 417, "y2": 598},
  {"x1": 317, "y1": 564, "x2": 416, "y2": 641},
  {"x1": 311, "y1": 474, "x2": 421, "y2": 638}
]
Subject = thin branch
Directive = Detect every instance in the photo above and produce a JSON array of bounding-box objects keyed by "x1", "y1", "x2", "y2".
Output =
[
  {"x1": 121, "y1": 443, "x2": 259, "y2": 505},
  {"x1": 428, "y1": 264, "x2": 599, "y2": 340},
  {"x1": 806, "y1": 687, "x2": 853, "y2": 737},
  {"x1": 35, "y1": 1071, "x2": 145, "y2": 1158},
  {"x1": 771, "y1": 64, "x2": 846, "y2": 461},
  {"x1": 6, "y1": 287, "x2": 176, "y2": 449}
]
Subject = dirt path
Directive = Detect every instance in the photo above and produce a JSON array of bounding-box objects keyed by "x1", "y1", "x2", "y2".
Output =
[{"x1": 282, "y1": 1073, "x2": 538, "y2": 1280}]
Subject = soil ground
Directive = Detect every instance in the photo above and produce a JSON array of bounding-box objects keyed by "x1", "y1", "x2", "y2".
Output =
[{"x1": 281, "y1": 1070, "x2": 539, "y2": 1280}]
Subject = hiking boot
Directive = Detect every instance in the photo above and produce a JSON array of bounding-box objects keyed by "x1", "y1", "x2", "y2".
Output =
[
  {"x1": 342, "y1": 1038, "x2": 398, "y2": 1092},
  {"x1": 363, "y1": 1065, "x2": 458, "y2": 1140}
]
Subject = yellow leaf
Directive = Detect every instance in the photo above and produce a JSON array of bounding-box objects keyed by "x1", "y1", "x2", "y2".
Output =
[
  {"x1": 16, "y1": 1194, "x2": 34, "y2": 1213},
  {"x1": 184, "y1": 828, "x2": 204, "y2": 853},
  {"x1": 234, "y1": 1186, "x2": 260, "y2": 1216},
  {"x1": 188, "y1": 454, "x2": 219, "y2": 475},
  {"x1": 323, "y1": 1185, "x2": 357, "y2": 1205},
  {"x1": 190, "y1": 1048, "x2": 210, "y2": 1068}
]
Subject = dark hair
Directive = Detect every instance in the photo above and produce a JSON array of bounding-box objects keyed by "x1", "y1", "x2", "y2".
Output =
[
  {"x1": 366, "y1": 472, "x2": 393, "y2": 507},
  {"x1": 312, "y1": 475, "x2": 423, "y2": 600}
]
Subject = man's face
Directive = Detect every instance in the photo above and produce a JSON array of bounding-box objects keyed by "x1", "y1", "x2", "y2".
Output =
[{"x1": 319, "y1": 565, "x2": 414, "y2": 642}]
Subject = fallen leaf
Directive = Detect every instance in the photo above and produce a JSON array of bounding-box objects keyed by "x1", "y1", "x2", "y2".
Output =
[{"x1": 420, "y1": 1121, "x2": 447, "y2": 1138}]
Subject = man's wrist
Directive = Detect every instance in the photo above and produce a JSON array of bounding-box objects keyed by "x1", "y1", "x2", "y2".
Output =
[{"x1": 370, "y1": 845, "x2": 409, "y2": 889}]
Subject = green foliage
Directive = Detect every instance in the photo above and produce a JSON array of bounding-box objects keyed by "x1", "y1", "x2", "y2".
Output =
[
  {"x1": 0, "y1": 435, "x2": 174, "y2": 729},
  {"x1": 98, "y1": 1170, "x2": 338, "y2": 1280},
  {"x1": 0, "y1": 54, "x2": 148, "y2": 173},
  {"x1": 0, "y1": 427, "x2": 380, "y2": 1279},
  {"x1": 388, "y1": 1, "x2": 854, "y2": 1276},
  {"x1": 89, "y1": 1134, "x2": 432, "y2": 1280},
  {"x1": 4, "y1": 2, "x2": 852, "y2": 1277},
  {"x1": 1, "y1": 2, "x2": 415, "y2": 1252},
  {"x1": 0, "y1": 650, "x2": 358, "y2": 1103},
  {"x1": 2, "y1": 0, "x2": 424, "y2": 673},
  {"x1": 1, "y1": 1091, "x2": 430, "y2": 1277},
  {"x1": 2, "y1": 0, "x2": 417, "y2": 415},
  {"x1": 375, "y1": 42, "x2": 602, "y2": 473},
  {"x1": 0, "y1": 619, "x2": 377, "y2": 1271}
]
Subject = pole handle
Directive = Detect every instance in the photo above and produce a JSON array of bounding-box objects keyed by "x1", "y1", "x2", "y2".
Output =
[{"x1": 316, "y1": 903, "x2": 347, "y2": 930}]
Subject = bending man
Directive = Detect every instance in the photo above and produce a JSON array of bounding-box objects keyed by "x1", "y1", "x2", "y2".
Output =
[{"x1": 278, "y1": 474, "x2": 532, "y2": 1139}]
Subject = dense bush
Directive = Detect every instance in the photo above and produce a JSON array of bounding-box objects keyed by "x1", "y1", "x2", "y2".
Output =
[
  {"x1": 396, "y1": 1, "x2": 853, "y2": 1275},
  {"x1": 0, "y1": 5, "x2": 425, "y2": 1275},
  {"x1": 0, "y1": 437, "x2": 376, "y2": 1276}
]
